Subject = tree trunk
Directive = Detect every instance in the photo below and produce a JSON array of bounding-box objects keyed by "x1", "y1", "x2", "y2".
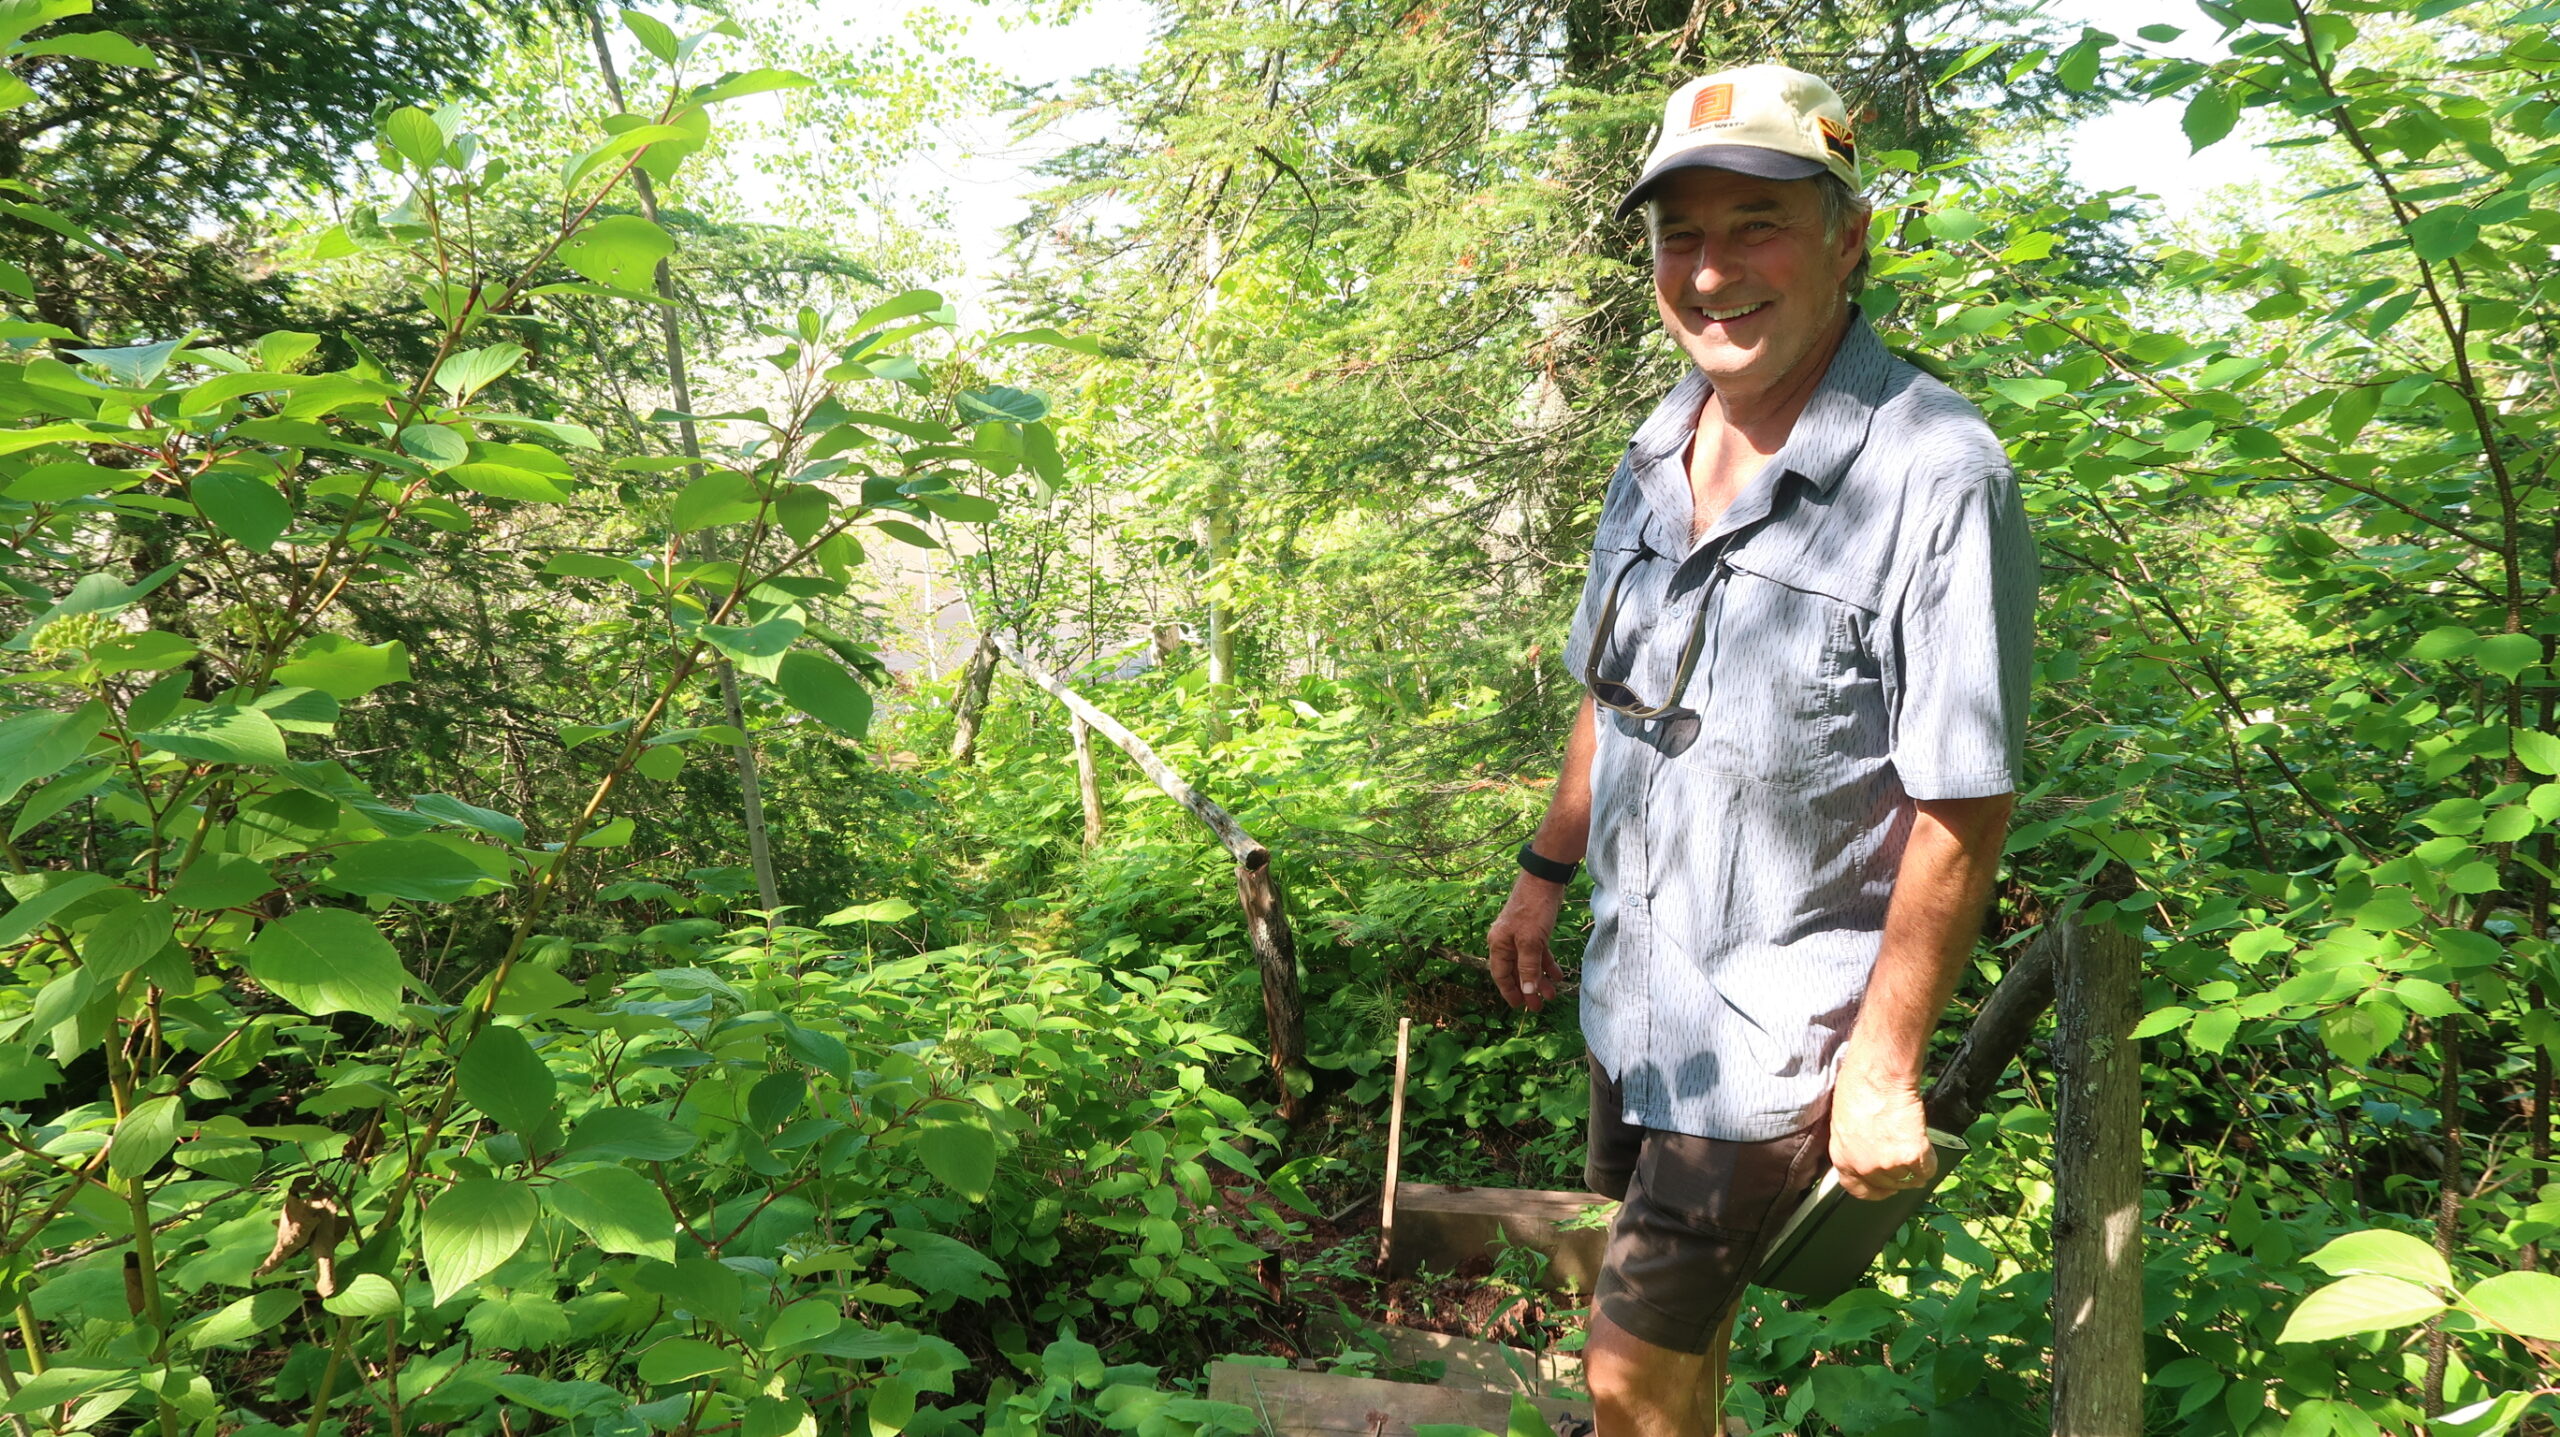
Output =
[
  {"x1": 1236, "y1": 857, "x2": 1304, "y2": 1115},
  {"x1": 582, "y1": 5, "x2": 780, "y2": 915},
  {"x1": 949, "y1": 634, "x2": 998, "y2": 766},
  {"x1": 1070, "y1": 714, "x2": 1104, "y2": 850},
  {"x1": 989, "y1": 631, "x2": 1307, "y2": 1118},
  {"x1": 2051, "y1": 914, "x2": 2145, "y2": 1437},
  {"x1": 1194, "y1": 217, "x2": 1236, "y2": 743},
  {"x1": 2422, "y1": 1021, "x2": 2465, "y2": 1414}
]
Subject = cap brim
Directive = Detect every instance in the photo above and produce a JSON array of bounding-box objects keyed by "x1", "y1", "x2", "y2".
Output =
[{"x1": 1613, "y1": 145, "x2": 1830, "y2": 221}]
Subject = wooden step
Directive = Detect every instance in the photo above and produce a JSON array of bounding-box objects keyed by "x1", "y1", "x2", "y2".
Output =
[
  {"x1": 1384, "y1": 1186, "x2": 1615, "y2": 1295},
  {"x1": 1356, "y1": 1323, "x2": 1584, "y2": 1399},
  {"x1": 1207, "y1": 1361, "x2": 1590, "y2": 1437}
]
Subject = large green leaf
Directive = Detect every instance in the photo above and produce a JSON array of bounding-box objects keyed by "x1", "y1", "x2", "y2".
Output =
[
  {"x1": 107, "y1": 1093, "x2": 181, "y2": 1181},
  {"x1": 847, "y1": 289, "x2": 945, "y2": 335},
  {"x1": 2305, "y1": 1228, "x2": 2450, "y2": 1289},
  {"x1": 621, "y1": 10, "x2": 678, "y2": 60},
  {"x1": 670, "y1": 470, "x2": 760, "y2": 531},
  {"x1": 185, "y1": 1289, "x2": 300, "y2": 1350},
  {"x1": 637, "y1": 1336, "x2": 737, "y2": 1385},
  {"x1": 78, "y1": 896, "x2": 170, "y2": 978},
  {"x1": 764, "y1": 1298, "x2": 840, "y2": 1351},
  {"x1": 16, "y1": 31, "x2": 159, "y2": 67},
  {"x1": 6, "y1": 564, "x2": 179, "y2": 650},
  {"x1": 775, "y1": 651, "x2": 871, "y2": 738},
  {"x1": 460, "y1": 1024, "x2": 558, "y2": 1146},
  {"x1": 0, "y1": 700, "x2": 102, "y2": 806},
  {"x1": 447, "y1": 462, "x2": 576, "y2": 503},
  {"x1": 165, "y1": 855, "x2": 275, "y2": 913},
  {"x1": 2407, "y1": 208, "x2": 2480, "y2": 263},
  {"x1": 7, "y1": 460, "x2": 129, "y2": 502},
  {"x1": 917, "y1": 1117, "x2": 995, "y2": 1201},
  {"x1": 434, "y1": 343, "x2": 526, "y2": 401},
  {"x1": 700, "y1": 614, "x2": 803, "y2": 675},
  {"x1": 477, "y1": 413, "x2": 602, "y2": 451},
  {"x1": 422, "y1": 1177, "x2": 539, "y2": 1304},
  {"x1": 135, "y1": 704, "x2": 287, "y2": 767},
  {"x1": 240, "y1": 907, "x2": 412, "y2": 1025},
  {"x1": 321, "y1": 1274, "x2": 404, "y2": 1319},
  {"x1": 0, "y1": 1368, "x2": 135, "y2": 1419},
  {"x1": 380, "y1": 106, "x2": 445, "y2": 168},
  {"x1": 2461, "y1": 1270, "x2": 2560, "y2": 1341},
  {"x1": 867, "y1": 1377, "x2": 916, "y2": 1437},
  {"x1": 411, "y1": 793, "x2": 526, "y2": 844},
  {"x1": 322, "y1": 838, "x2": 488, "y2": 903},
  {"x1": 562, "y1": 1107, "x2": 697, "y2": 1162},
  {"x1": 2278, "y1": 1275, "x2": 2446, "y2": 1343},
  {"x1": 880, "y1": 1228, "x2": 1001, "y2": 1300},
  {"x1": 67, "y1": 334, "x2": 189, "y2": 386},
  {"x1": 2514, "y1": 729, "x2": 2560, "y2": 777},
  {"x1": 1042, "y1": 1334, "x2": 1104, "y2": 1389},
  {"x1": 88, "y1": 630, "x2": 196, "y2": 677},
  {"x1": 955, "y1": 386, "x2": 1048, "y2": 424},
  {"x1": 273, "y1": 635, "x2": 410, "y2": 701},
  {"x1": 0, "y1": 872, "x2": 112, "y2": 948},
  {"x1": 560, "y1": 215, "x2": 673, "y2": 292},
  {"x1": 543, "y1": 1166, "x2": 676, "y2": 1262},
  {"x1": 991, "y1": 326, "x2": 1105, "y2": 357},
  {"x1": 398, "y1": 423, "x2": 468, "y2": 471},
  {"x1": 2181, "y1": 85, "x2": 2237, "y2": 151},
  {"x1": 2319, "y1": 1001, "x2": 2403, "y2": 1066},
  {"x1": 686, "y1": 67, "x2": 815, "y2": 107},
  {"x1": 190, "y1": 470, "x2": 292, "y2": 552}
]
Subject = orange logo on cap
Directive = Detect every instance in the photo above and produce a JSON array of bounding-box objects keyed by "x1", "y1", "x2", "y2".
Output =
[
  {"x1": 1686, "y1": 84, "x2": 1734, "y2": 129},
  {"x1": 1819, "y1": 115, "x2": 1856, "y2": 165}
]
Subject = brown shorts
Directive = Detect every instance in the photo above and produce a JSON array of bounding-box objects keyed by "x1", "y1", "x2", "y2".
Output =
[{"x1": 1584, "y1": 1055, "x2": 1830, "y2": 1354}]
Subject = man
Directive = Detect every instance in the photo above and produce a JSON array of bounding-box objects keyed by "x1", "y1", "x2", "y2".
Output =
[{"x1": 1483, "y1": 64, "x2": 2035, "y2": 1437}]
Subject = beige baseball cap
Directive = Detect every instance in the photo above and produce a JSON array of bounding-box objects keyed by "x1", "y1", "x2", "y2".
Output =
[{"x1": 1614, "y1": 64, "x2": 1861, "y2": 220}]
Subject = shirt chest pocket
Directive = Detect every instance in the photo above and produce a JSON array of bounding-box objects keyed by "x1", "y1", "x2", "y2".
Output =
[{"x1": 1672, "y1": 554, "x2": 1882, "y2": 788}]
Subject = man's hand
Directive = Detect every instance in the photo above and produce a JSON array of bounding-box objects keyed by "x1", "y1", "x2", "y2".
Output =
[
  {"x1": 1486, "y1": 873, "x2": 1569, "y2": 1011},
  {"x1": 1827, "y1": 795, "x2": 2009, "y2": 1200},
  {"x1": 1828, "y1": 1069, "x2": 1936, "y2": 1201}
]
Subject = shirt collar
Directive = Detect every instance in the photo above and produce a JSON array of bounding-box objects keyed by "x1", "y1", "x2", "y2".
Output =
[{"x1": 1625, "y1": 311, "x2": 1894, "y2": 496}]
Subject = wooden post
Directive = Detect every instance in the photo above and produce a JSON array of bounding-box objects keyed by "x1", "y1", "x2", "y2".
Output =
[
  {"x1": 1379, "y1": 1018, "x2": 1411, "y2": 1268},
  {"x1": 1070, "y1": 714, "x2": 1104, "y2": 850},
  {"x1": 988, "y1": 631, "x2": 1309, "y2": 1118},
  {"x1": 2051, "y1": 911, "x2": 2144, "y2": 1437}
]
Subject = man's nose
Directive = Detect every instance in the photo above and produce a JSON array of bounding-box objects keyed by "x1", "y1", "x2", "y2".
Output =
[{"x1": 1684, "y1": 236, "x2": 1745, "y2": 295}]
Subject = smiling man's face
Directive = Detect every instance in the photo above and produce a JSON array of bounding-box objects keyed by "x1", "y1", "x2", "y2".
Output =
[{"x1": 1647, "y1": 167, "x2": 1865, "y2": 408}]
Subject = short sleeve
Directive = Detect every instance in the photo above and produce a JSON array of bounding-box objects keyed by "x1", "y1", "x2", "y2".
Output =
[
  {"x1": 1560, "y1": 461, "x2": 1645, "y2": 682},
  {"x1": 1888, "y1": 466, "x2": 2036, "y2": 800}
]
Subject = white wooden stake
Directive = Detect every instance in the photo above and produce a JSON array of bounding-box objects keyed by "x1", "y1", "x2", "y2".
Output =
[{"x1": 1380, "y1": 1017, "x2": 1412, "y2": 1267}]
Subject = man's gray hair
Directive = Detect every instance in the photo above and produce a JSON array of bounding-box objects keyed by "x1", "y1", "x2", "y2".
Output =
[{"x1": 1815, "y1": 173, "x2": 1873, "y2": 297}]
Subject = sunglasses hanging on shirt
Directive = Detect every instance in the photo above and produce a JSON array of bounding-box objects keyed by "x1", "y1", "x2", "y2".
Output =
[{"x1": 1582, "y1": 544, "x2": 1733, "y2": 720}]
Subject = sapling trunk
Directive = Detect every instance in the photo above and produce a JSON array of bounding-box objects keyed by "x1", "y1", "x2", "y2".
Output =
[{"x1": 581, "y1": 0, "x2": 780, "y2": 915}]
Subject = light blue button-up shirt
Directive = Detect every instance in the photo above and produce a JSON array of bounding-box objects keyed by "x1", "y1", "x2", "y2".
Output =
[{"x1": 1561, "y1": 316, "x2": 2037, "y2": 1141}]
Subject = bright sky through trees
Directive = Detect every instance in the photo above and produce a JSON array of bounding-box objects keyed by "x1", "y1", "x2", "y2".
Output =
[{"x1": 888, "y1": 0, "x2": 2281, "y2": 311}]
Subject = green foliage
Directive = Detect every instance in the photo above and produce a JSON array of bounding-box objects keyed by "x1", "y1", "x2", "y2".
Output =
[
  {"x1": 0, "y1": 10, "x2": 1235, "y2": 1431},
  {"x1": 0, "y1": 0, "x2": 2553, "y2": 1430}
]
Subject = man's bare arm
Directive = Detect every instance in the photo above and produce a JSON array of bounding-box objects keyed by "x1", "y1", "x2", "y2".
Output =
[
  {"x1": 1487, "y1": 694, "x2": 1597, "y2": 1012},
  {"x1": 1829, "y1": 792, "x2": 2013, "y2": 1199}
]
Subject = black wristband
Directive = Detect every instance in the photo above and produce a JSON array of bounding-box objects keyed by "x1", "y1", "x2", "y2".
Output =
[{"x1": 1517, "y1": 843, "x2": 1579, "y2": 886}]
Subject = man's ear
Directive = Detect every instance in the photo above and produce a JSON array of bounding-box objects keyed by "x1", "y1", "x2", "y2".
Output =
[{"x1": 1839, "y1": 204, "x2": 1872, "y2": 264}]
